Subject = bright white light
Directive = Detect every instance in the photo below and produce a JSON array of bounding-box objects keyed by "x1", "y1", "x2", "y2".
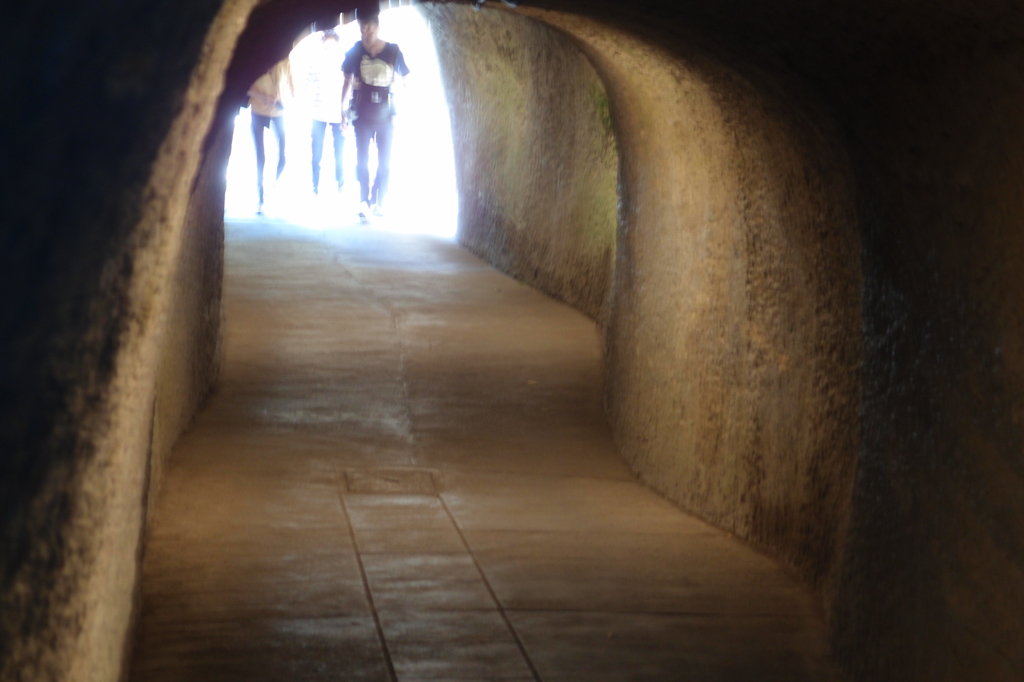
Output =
[{"x1": 224, "y1": 6, "x2": 458, "y2": 238}]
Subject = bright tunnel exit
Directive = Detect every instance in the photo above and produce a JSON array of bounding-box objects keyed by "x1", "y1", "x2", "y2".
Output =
[{"x1": 224, "y1": 6, "x2": 458, "y2": 238}]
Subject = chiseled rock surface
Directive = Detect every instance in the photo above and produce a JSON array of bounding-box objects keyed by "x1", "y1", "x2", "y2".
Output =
[
  {"x1": 425, "y1": 2, "x2": 861, "y2": 674},
  {"x1": 426, "y1": 3, "x2": 619, "y2": 321},
  {"x1": 426, "y1": 4, "x2": 1024, "y2": 682},
  {"x1": 0, "y1": 1, "x2": 252, "y2": 680}
]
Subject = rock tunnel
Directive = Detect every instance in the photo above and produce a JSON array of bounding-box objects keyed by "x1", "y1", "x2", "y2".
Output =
[{"x1": 1, "y1": 0, "x2": 1022, "y2": 680}]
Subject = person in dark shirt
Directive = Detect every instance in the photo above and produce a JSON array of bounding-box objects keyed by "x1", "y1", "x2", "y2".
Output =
[{"x1": 341, "y1": 9, "x2": 410, "y2": 220}]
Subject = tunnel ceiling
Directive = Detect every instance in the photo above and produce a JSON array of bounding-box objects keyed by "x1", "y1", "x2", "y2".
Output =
[{"x1": 226, "y1": 0, "x2": 1024, "y2": 113}]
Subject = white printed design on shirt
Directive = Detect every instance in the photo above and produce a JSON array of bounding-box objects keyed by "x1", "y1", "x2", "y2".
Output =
[{"x1": 360, "y1": 57, "x2": 395, "y2": 88}]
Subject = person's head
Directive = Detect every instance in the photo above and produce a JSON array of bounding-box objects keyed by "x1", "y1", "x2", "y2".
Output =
[
  {"x1": 313, "y1": 17, "x2": 338, "y2": 39},
  {"x1": 357, "y1": 12, "x2": 380, "y2": 45}
]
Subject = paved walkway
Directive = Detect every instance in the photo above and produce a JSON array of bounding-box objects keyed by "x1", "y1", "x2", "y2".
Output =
[{"x1": 132, "y1": 220, "x2": 836, "y2": 681}]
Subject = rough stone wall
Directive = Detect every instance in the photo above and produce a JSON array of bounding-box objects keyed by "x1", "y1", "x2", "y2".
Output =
[
  {"x1": 528, "y1": 6, "x2": 862, "y2": 596},
  {"x1": 433, "y1": 3, "x2": 1024, "y2": 682},
  {"x1": 148, "y1": 123, "x2": 230, "y2": 516},
  {"x1": 0, "y1": 0, "x2": 255, "y2": 679},
  {"x1": 425, "y1": 3, "x2": 618, "y2": 319},
  {"x1": 827, "y1": 30, "x2": 1024, "y2": 682},
  {"x1": 429, "y1": 0, "x2": 862, "y2": 623},
  {"x1": 520, "y1": 3, "x2": 864, "y2": 606},
  {"x1": 558, "y1": 4, "x2": 1024, "y2": 679}
]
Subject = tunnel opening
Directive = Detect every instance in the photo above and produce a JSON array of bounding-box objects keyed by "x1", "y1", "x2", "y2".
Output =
[{"x1": 224, "y1": 5, "x2": 458, "y2": 237}]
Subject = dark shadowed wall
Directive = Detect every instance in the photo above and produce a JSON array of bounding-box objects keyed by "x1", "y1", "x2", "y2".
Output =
[
  {"x1": 0, "y1": 1, "x2": 257, "y2": 679},
  {"x1": 828, "y1": 28, "x2": 1024, "y2": 682}
]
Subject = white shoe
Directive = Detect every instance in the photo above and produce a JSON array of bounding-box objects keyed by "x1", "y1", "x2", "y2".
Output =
[
  {"x1": 372, "y1": 203, "x2": 385, "y2": 217},
  {"x1": 358, "y1": 201, "x2": 372, "y2": 223}
]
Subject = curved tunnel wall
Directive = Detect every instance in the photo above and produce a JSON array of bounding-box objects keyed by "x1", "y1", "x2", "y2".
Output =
[
  {"x1": 2, "y1": 1, "x2": 1024, "y2": 682},
  {"x1": 1, "y1": 0, "x2": 256, "y2": 679},
  {"x1": 427, "y1": 0, "x2": 862, "y2": 641},
  {"x1": 428, "y1": 4, "x2": 1024, "y2": 681},
  {"x1": 828, "y1": 21, "x2": 1024, "y2": 680},
  {"x1": 427, "y1": 4, "x2": 619, "y2": 320},
  {"x1": 528, "y1": 7, "x2": 862, "y2": 590}
]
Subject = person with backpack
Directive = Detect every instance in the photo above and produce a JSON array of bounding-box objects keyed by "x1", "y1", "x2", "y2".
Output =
[{"x1": 341, "y1": 9, "x2": 410, "y2": 221}]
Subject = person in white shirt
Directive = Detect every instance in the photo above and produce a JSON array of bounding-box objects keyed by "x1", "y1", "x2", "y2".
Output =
[{"x1": 306, "y1": 20, "x2": 346, "y2": 195}]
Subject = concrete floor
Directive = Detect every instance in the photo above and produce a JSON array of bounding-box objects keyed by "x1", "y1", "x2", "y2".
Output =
[{"x1": 132, "y1": 220, "x2": 837, "y2": 681}]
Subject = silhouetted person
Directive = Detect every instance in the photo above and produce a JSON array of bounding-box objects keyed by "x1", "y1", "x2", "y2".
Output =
[
  {"x1": 341, "y1": 9, "x2": 410, "y2": 220},
  {"x1": 247, "y1": 60, "x2": 292, "y2": 213},
  {"x1": 306, "y1": 20, "x2": 346, "y2": 195}
]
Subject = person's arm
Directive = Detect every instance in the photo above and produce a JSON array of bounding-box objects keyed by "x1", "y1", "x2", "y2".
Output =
[
  {"x1": 396, "y1": 48, "x2": 410, "y2": 92},
  {"x1": 283, "y1": 60, "x2": 295, "y2": 99},
  {"x1": 249, "y1": 91, "x2": 278, "y2": 109},
  {"x1": 340, "y1": 72, "x2": 354, "y2": 129}
]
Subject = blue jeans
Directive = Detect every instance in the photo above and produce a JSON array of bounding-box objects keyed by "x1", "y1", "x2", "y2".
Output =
[
  {"x1": 311, "y1": 120, "x2": 344, "y2": 193},
  {"x1": 252, "y1": 114, "x2": 285, "y2": 203},
  {"x1": 354, "y1": 116, "x2": 394, "y2": 206}
]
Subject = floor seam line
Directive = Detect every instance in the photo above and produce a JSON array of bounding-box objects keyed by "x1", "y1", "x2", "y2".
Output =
[
  {"x1": 428, "y1": 470, "x2": 641, "y2": 484},
  {"x1": 338, "y1": 491, "x2": 399, "y2": 682},
  {"x1": 447, "y1": 527, "x2": 721, "y2": 537},
  {"x1": 499, "y1": 607, "x2": 810, "y2": 617},
  {"x1": 437, "y1": 495, "x2": 544, "y2": 682},
  {"x1": 331, "y1": 250, "x2": 419, "y2": 458}
]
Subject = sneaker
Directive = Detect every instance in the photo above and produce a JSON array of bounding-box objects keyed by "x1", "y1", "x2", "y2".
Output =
[
  {"x1": 372, "y1": 203, "x2": 385, "y2": 217},
  {"x1": 358, "y1": 201, "x2": 372, "y2": 223}
]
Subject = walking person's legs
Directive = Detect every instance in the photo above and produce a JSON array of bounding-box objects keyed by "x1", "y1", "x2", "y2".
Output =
[
  {"x1": 354, "y1": 120, "x2": 374, "y2": 215},
  {"x1": 330, "y1": 122, "x2": 344, "y2": 190},
  {"x1": 271, "y1": 116, "x2": 286, "y2": 180},
  {"x1": 252, "y1": 114, "x2": 268, "y2": 210},
  {"x1": 370, "y1": 118, "x2": 394, "y2": 213},
  {"x1": 311, "y1": 120, "x2": 327, "y2": 194}
]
